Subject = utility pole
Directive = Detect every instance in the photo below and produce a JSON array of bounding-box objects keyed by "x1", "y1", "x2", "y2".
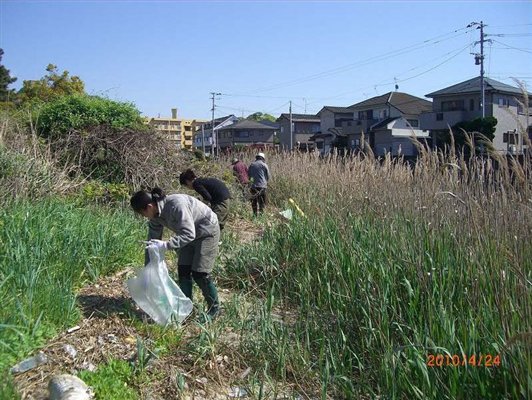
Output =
[
  {"x1": 210, "y1": 92, "x2": 221, "y2": 157},
  {"x1": 289, "y1": 100, "x2": 293, "y2": 150},
  {"x1": 468, "y1": 21, "x2": 490, "y2": 118},
  {"x1": 201, "y1": 124, "x2": 205, "y2": 154}
]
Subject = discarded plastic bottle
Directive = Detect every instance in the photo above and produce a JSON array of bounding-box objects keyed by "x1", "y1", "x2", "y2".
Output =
[{"x1": 10, "y1": 351, "x2": 48, "y2": 374}]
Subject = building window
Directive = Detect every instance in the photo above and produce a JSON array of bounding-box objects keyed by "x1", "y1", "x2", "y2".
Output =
[
  {"x1": 407, "y1": 119, "x2": 419, "y2": 127},
  {"x1": 503, "y1": 131, "x2": 518, "y2": 144},
  {"x1": 436, "y1": 113, "x2": 443, "y2": 121},
  {"x1": 470, "y1": 99, "x2": 475, "y2": 111},
  {"x1": 498, "y1": 98, "x2": 510, "y2": 108},
  {"x1": 358, "y1": 110, "x2": 373, "y2": 120},
  {"x1": 441, "y1": 100, "x2": 465, "y2": 111}
]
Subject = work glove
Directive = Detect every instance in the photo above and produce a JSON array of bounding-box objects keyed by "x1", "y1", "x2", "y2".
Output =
[{"x1": 148, "y1": 239, "x2": 168, "y2": 251}]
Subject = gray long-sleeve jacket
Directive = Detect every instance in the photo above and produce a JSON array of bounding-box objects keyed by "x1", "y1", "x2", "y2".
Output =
[
  {"x1": 248, "y1": 159, "x2": 270, "y2": 189},
  {"x1": 145, "y1": 194, "x2": 218, "y2": 263}
]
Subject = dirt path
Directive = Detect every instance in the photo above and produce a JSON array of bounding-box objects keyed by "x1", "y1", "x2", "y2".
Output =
[{"x1": 13, "y1": 218, "x2": 267, "y2": 400}]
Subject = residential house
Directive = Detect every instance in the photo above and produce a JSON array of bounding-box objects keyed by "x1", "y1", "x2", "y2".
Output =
[
  {"x1": 344, "y1": 92, "x2": 432, "y2": 156},
  {"x1": 420, "y1": 77, "x2": 531, "y2": 154},
  {"x1": 312, "y1": 106, "x2": 356, "y2": 154},
  {"x1": 276, "y1": 113, "x2": 321, "y2": 150},
  {"x1": 193, "y1": 115, "x2": 239, "y2": 155},
  {"x1": 217, "y1": 119, "x2": 280, "y2": 151},
  {"x1": 147, "y1": 108, "x2": 206, "y2": 150}
]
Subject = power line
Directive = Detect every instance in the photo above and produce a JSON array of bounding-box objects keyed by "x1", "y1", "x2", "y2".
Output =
[
  {"x1": 492, "y1": 40, "x2": 532, "y2": 54},
  {"x1": 305, "y1": 42, "x2": 472, "y2": 106},
  {"x1": 488, "y1": 23, "x2": 532, "y2": 28},
  {"x1": 238, "y1": 25, "x2": 475, "y2": 95}
]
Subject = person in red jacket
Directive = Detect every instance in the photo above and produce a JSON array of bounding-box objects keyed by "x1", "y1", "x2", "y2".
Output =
[{"x1": 231, "y1": 158, "x2": 249, "y2": 185}]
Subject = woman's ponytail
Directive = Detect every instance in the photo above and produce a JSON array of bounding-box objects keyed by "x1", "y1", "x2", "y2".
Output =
[
  {"x1": 150, "y1": 187, "x2": 166, "y2": 201},
  {"x1": 130, "y1": 187, "x2": 165, "y2": 212}
]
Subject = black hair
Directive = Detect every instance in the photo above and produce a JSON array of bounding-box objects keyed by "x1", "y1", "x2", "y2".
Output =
[
  {"x1": 179, "y1": 169, "x2": 197, "y2": 185},
  {"x1": 130, "y1": 187, "x2": 166, "y2": 212}
]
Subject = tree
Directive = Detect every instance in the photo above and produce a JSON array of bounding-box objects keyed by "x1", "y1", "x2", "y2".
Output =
[
  {"x1": 246, "y1": 112, "x2": 276, "y2": 122},
  {"x1": 18, "y1": 64, "x2": 85, "y2": 103},
  {"x1": 0, "y1": 49, "x2": 17, "y2": 102},
  {"x1": 37, "y1": 94, "x2": 144, "y2": 138},
  {"x1": 438, "y1": 116, "x2": 498, "y2": 149}
]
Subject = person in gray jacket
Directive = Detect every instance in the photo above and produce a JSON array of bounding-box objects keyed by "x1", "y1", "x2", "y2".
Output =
[
  {"x1": 248, "y1": 152, "x2": 270, "y2": 216},
  {"x1": 130, "y1": 188, "x2": 220, "y2": 320}
]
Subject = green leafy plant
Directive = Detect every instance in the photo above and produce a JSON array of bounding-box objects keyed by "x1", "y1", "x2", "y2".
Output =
[
  {"x1": 36, "y1": 94, "x2": 144, "y2": 138},
  {"x1": 78, "y1": 359, "x2": 138, "y2": 400}
]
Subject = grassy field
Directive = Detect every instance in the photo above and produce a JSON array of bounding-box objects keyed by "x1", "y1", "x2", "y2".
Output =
[
  {"x1": 0, "y1": 199, "x2": 145, "y2": 396},
  {"x1": 221, "y1": 150, "x2": 531, "y2": 399},
  {"x1": 1, "y1": 119, "x2": 530, "y2": 398}
]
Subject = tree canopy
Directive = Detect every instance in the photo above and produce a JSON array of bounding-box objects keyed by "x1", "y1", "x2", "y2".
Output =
[
  {"x1": 37, "y1": 94, "x2": 144, "y2": 138},
  {"x1": 18, "y1": 64, "x2": 85, "y2": 104},
  {"x1": 437, "y1": 116, "x2": 498, "y2": 149},
  {"x1": 246, "y1": 112, "x2": 276, "y2": 122},
  {"x1": 0, "y1": 49, "x2": 17, "y2": 102}
]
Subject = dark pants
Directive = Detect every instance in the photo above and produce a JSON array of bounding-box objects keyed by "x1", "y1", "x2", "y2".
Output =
[
  {"x1": 250, "y1": 187, "x2": 267, "y2": 216},
  {"x1": 178, "y1": 265, "x2": 219, "y2": 316},
  {"x1": 211, "y1": 199, "x2": 230, "y2": 230}
]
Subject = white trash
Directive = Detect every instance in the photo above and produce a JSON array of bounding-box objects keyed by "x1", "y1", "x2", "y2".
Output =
[
  {"x1": 48, "y1": 374, "x2": 93, "y2": 400},
  {"x1": 127, "y1": 243, "x2": 193, "y2": 325},
  {"x1": 10, "y1": 351, "x2": 48, "y2": 374}
]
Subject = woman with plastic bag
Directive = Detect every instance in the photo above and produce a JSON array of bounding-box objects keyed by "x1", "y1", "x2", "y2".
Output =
[{"x1": 130, "y1": 188, "x2": 220, "y2": 321}]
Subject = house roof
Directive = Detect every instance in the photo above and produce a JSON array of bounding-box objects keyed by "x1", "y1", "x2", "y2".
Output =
[
  {"x1": 317, "y1": 106, "x2": 357, "y2": 115},
  {"x1": 426, "y1": 77, "x2": 529, "y2": 97},
  {"x1": 277, "y1": 113, "x2": 320, "y2": 122},
  {"x1": 218, "y1": 119, "x2": 279, "y2": 131},
  {"x1": 349, "y1": 92, "x2": 432, "y2": 115},
  {"x1": 309, "y1": 127, "x2": 346, "y2": 140},
  {"x1": 370, "y1": 117, "x2": 400, "y2": 130}
]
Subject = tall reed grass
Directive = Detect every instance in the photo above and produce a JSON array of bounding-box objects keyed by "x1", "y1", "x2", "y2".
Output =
[{"x1": 224, "y1": 148, "x2": 531, "y2": 399}]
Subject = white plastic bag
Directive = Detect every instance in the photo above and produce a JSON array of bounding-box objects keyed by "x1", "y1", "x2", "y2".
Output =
[{"x1": 127, "y1": 243, "x2": 193, "y2": 325}]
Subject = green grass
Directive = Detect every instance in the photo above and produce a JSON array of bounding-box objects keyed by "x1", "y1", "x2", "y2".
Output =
[
  {"x1": 0, "y1": 199, "x2": 144, "y2": 373},
  {"x1": 225, "y1": 213, "x2": 529, "y2": 398},
  {"x1": 78, "y1": 359, "x2": 139, "y2": 400}
]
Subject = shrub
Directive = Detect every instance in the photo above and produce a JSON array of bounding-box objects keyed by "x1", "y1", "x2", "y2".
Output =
[{"x1": 36, "y1": 94, "x2": 144, "y2": 138}]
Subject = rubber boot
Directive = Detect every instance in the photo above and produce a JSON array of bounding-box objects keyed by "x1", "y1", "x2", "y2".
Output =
[
  {"x1": 194, "y1": 276, "x2": 220, "y2": 320},
  {"x1": 179, "y1": 278, "x2": 193, "y2": 300}
]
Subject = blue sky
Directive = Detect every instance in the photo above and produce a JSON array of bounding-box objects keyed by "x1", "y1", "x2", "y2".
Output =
[{"x1": 1, "y1": 0, "x2": 531, "y2": 119}]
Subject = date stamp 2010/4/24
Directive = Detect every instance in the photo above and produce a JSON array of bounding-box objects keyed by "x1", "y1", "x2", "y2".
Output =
[{"x1": 427, "y1": 354, "x2": 501, "y2": 367}]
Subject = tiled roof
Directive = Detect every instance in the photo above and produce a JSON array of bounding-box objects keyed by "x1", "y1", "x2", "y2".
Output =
[
  {"x1": 319, "y1": 106, "x2": 357, "y2": 114},
  {"x1": 218, "y1": 119, "x2": 279, "y2": 131},
  {"x1": 370, "y1": 117, "x2": 400, "y2": 130},
  {"x1": 277, "y1": 113, "x2": 320, "y2": 122},
  {"x1": 426, "y1": 77, "x2": 529, "y2": 97},
  {"x1": 350, "y1": 92, "x2": 432, "y2": 115}
]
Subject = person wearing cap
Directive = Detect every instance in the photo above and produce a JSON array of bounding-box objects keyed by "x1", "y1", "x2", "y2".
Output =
[
  {"x1": 248, "y1": 152, "x2": 270, "y2": 216},
  {"x1": 179, "y1": 169, "x2": 231, "y2": 231},
  {"x1": 231, "y1": 158, "x2": 249, "y2": 186}
]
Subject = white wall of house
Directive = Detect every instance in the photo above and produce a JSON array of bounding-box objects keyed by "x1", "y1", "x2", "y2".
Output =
[
  {"x1": 491, "y1": 94, "x2": 530, "y2": 153},
  {"x1": 422, "y1": 90, "x2": 530, "y2": 154},
  {"x1": 374, "y1": 118, "x2": 430, "y2": 156},
  {"x1": 319, "y1": 110, "x2": 335, "y2": 134}
]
